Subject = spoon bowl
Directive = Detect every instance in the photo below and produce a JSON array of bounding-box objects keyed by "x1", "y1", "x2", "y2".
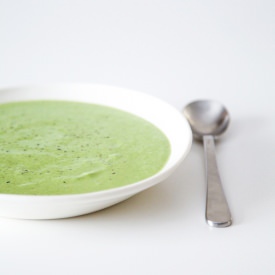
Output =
[{"x1": 183, "y1": 100, "x2": 230, "y2": 140}]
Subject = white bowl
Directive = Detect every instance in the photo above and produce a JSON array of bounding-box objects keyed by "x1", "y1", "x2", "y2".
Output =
[{"x1": 0, "y1": 83, "x2": 192, "y2": 219}]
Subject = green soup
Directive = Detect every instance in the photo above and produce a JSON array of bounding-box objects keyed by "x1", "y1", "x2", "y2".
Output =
[{"x1": 0, "y1": 100, "x2": 170, "y2": 195}]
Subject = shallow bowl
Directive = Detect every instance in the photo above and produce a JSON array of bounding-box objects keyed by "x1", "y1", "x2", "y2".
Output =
[{"x1": 0, "y1": 83, "x2": 192, "y2": 219}]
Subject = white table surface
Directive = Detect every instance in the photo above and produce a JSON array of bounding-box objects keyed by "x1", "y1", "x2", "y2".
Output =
[{"x1": 0, "y1": 1, "x2": 274, "y2": 274}]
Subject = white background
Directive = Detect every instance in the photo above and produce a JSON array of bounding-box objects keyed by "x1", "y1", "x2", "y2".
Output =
[{"x1": 0, "y1": 1, "x2": 274, "y2": 274}]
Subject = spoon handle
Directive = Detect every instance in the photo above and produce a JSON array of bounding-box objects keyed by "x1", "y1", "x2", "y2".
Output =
[{"x1": 203, "y1": 135, "x2": 232, "y2": 227}]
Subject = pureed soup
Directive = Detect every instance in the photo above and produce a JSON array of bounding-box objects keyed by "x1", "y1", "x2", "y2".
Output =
[{"x1": 0, "y1": 100, "x2": 170, "y2": 195}]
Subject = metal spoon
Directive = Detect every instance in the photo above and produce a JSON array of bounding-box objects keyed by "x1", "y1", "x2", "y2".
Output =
[{"x1": 183, "y1": 100, "x2": 232, "y2": 227}]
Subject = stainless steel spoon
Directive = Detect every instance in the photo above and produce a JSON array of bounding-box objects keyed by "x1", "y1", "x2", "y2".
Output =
[{"x1": 183, "y1": 100, "x2": 232, "y2": 227}]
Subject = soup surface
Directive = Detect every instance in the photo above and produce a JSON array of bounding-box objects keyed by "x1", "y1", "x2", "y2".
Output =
[{"x1": 0, "y1": 100, "x2": 170, "y2": 195}]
